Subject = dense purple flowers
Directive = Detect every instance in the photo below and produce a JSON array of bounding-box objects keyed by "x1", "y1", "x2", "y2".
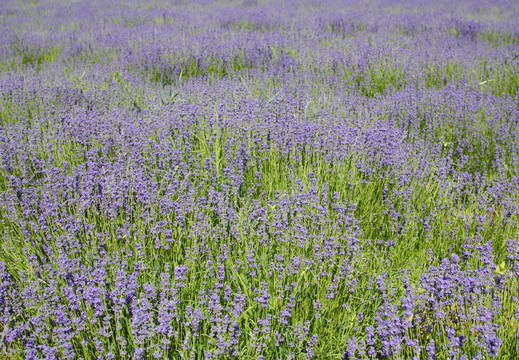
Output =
[{"x1": 0, "y1": 0, "x2": 518, "y2": 358}]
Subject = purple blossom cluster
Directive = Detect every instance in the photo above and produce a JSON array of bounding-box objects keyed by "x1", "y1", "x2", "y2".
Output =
[{"x1": 0, "y1": 0, "x2": 518, "y2": 359}]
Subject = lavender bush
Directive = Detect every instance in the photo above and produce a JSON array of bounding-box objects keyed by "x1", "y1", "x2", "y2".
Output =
[{"x1": 0, "y1": 0, "x2": 518, "y2": 359}]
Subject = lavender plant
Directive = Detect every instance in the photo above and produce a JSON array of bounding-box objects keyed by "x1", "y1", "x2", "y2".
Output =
[{"x1": 0, "y1": 0, "x2": 518, "y2": 359}]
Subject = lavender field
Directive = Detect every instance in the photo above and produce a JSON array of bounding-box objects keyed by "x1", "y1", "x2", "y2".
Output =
[{"x1": 1, "y1": 0, "x2": 519, "y2": 359}]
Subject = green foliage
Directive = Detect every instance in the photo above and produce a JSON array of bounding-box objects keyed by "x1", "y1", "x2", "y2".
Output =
[
  {"x1": 424, "y1": 62, "x2": 463, "y2": 89},
  {"x1": 13, "y1": 44, "x2": 61, "y2": 69},
  {"x1": 479, "y1": 29, "x2": 519, "y2": 45}
]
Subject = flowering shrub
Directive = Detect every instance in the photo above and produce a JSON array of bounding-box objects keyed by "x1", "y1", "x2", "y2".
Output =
[{"x1": 0, "y1": 0, "x2": 518, "y2": 359}]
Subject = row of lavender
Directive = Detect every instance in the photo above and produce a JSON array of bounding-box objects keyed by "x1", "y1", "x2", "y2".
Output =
[{"x1": 1, "y1": 0, "x2": 519, "y2": 359}]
